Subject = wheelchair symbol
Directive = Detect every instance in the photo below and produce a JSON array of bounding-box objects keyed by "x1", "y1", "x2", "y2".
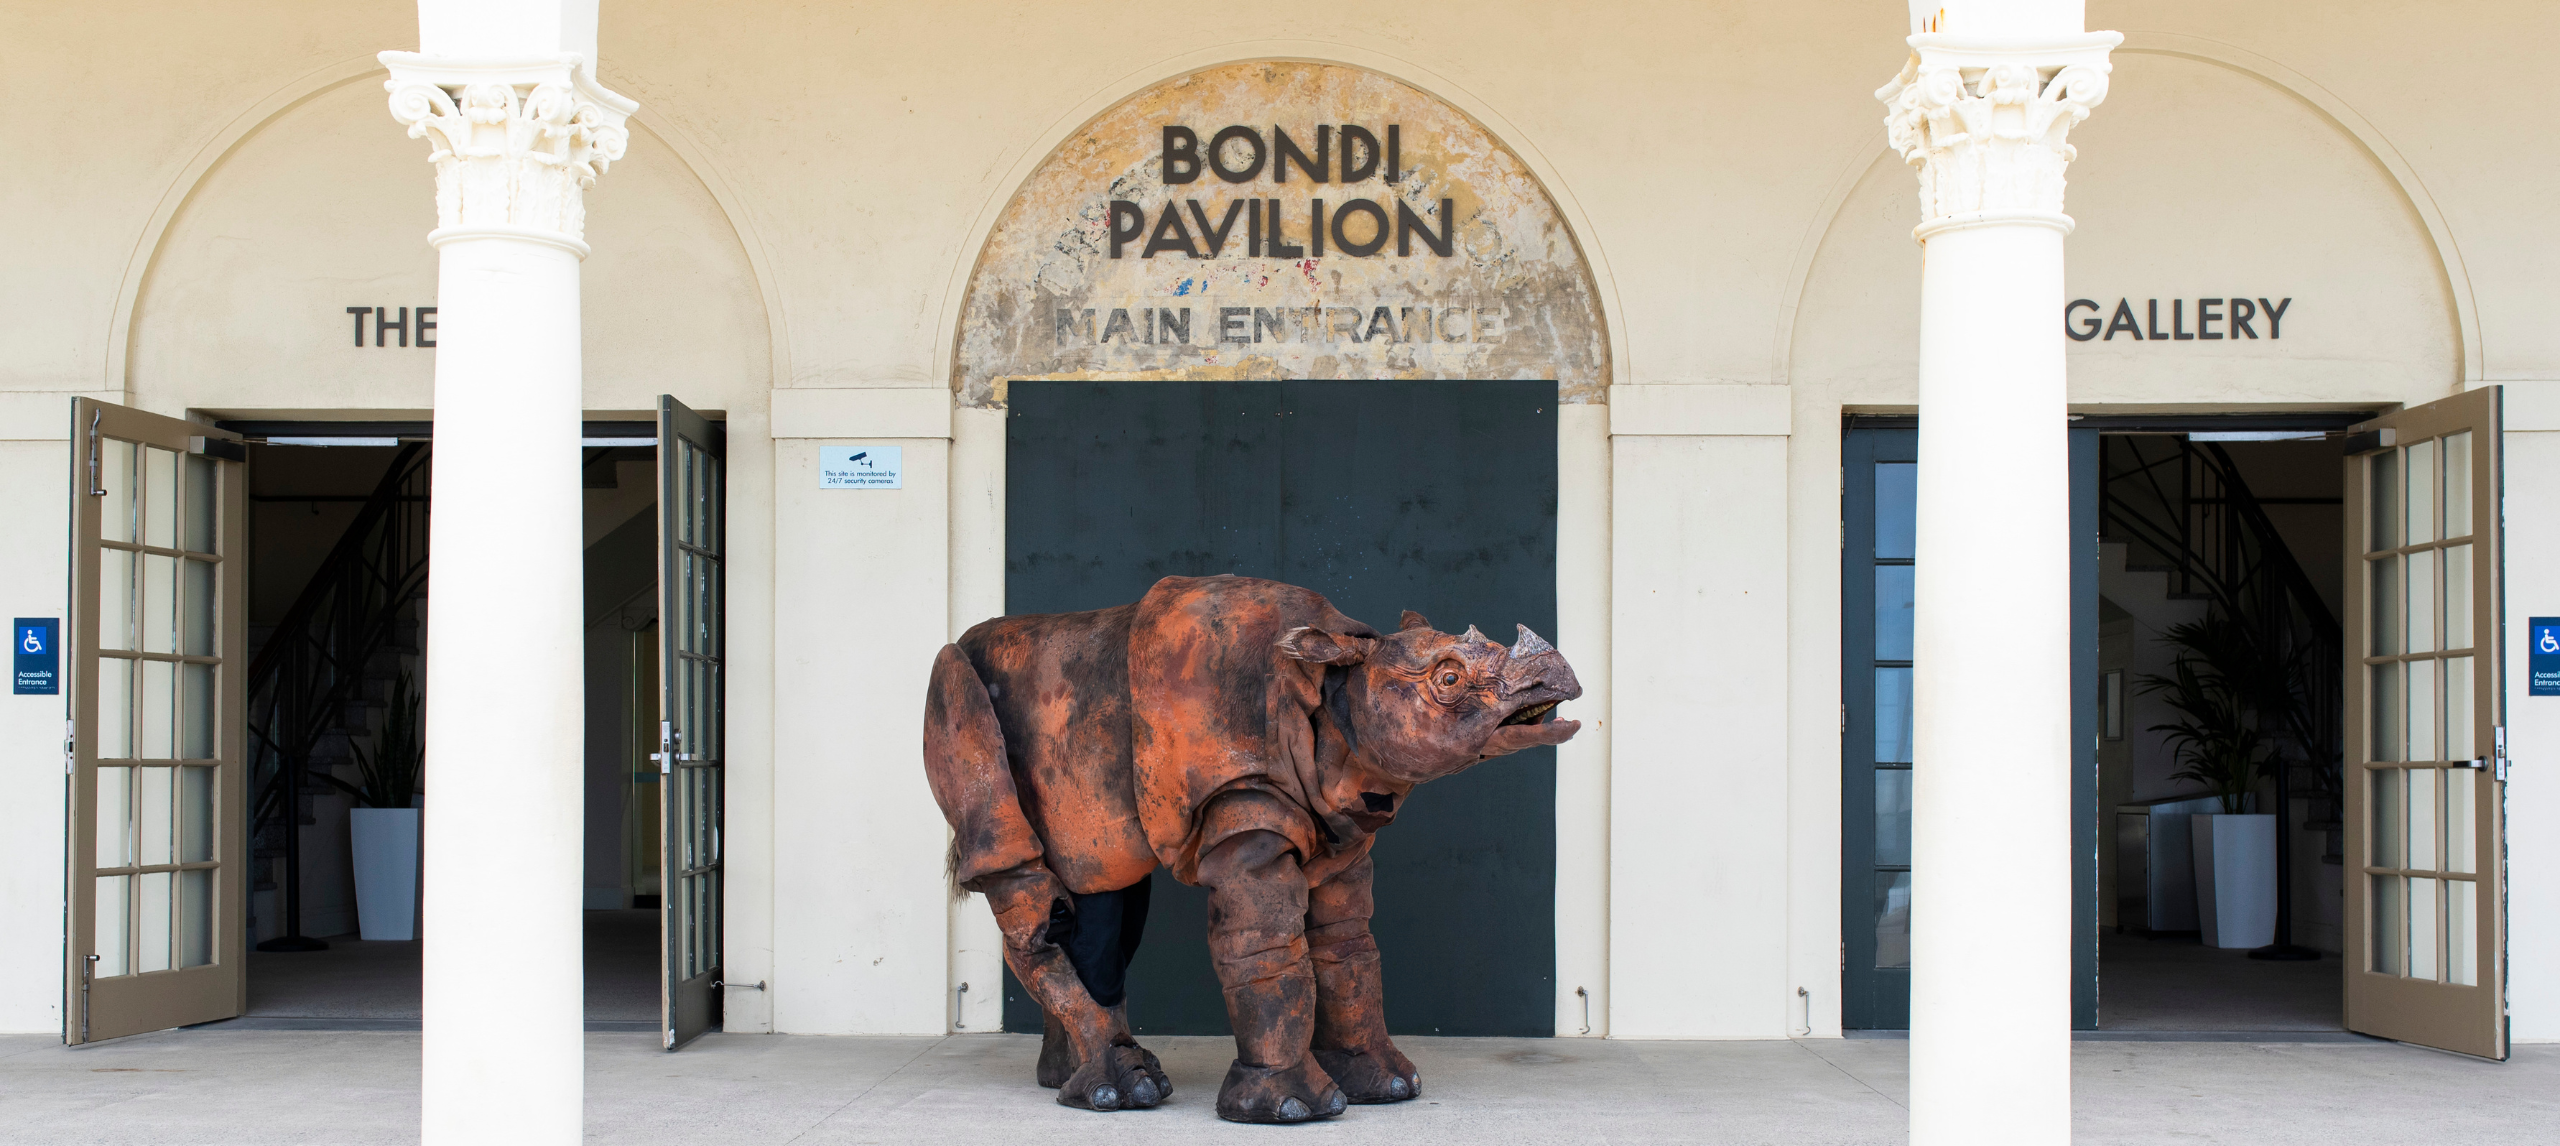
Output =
[
  {"x1": 2543, "y1": 630, "x2": 2560, "y2": 655},
  {"x1": 19, "y1": 629, "x2": 40, "y2": 655}
]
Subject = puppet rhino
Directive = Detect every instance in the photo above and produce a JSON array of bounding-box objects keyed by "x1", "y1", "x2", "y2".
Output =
[{"x1": 922, "y1": 574, "x2": 1580, "y2": 1123}]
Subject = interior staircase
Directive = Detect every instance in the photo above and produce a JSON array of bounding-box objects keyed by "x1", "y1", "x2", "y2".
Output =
[
  {"x1": 245, "y1": 445, "x2": 432, "y2": 943},
  {"x1": 2097, "y1": 436, "x2": 2344, "y2": 865}
]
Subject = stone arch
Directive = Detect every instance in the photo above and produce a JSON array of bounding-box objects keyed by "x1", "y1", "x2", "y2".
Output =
[
  {"x1": 950, "y1": 60, "x2": 1610, "y2": 408},
  {"x1": 1780, "y1": 36, "x2": 2471, "y2": 400},
  {"x1": 120, "y1": 59, "x2": 778, "y2": 416}
]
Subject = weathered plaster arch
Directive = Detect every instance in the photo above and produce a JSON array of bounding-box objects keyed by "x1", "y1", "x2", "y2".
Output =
[
  {"x1": 1773, "y1": 32, "x2": 2480, "y2": 389},
  {"x1": 949, "y1": 58, "x2": 1612, "y2": 408},
  {"x1": 110, "y1": 54, "x2": 788, "y2": 399}
]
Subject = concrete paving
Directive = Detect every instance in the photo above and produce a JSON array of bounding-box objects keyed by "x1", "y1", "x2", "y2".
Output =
[{"x1": 1, "y1": 1029, "x2": 2551, "y2": 1145}]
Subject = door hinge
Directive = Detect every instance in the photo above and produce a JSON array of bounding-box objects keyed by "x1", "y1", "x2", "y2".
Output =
[
  {"x1": 78, "y1": 953, "x2": 97, "y2": 1042},
  {"x1": 1840, "y1": 704, "x2": 1848, "y2": 734},
  {"x1": 86, "y1": 409, "x2": 106, "y2": 497}
]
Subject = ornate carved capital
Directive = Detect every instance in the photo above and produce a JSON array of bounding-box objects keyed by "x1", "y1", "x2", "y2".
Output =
[
  {"x1": 379, "y1": 53, "x2": 638, "y2": 254},
  {"x1": 1875, "y1": 33, "x2": 2121, "y2": 238}
]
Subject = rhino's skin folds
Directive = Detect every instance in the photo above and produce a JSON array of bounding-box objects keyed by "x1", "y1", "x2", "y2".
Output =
[{"x1": 921, "y1": 574, "x2": 1580, "y2": 1122}]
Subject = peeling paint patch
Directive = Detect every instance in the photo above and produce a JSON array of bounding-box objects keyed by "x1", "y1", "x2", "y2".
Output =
[{"x1": 954, "y1": 61, "x2": 1609, "y2": 408}]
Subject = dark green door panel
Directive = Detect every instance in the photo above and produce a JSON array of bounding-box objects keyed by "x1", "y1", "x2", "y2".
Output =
[{"x1": 1002, "y1": 379, "x2": 1558, "y2": 1037}]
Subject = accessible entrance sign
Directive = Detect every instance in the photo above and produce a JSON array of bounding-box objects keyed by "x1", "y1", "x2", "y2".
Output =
[
  {"x1": 14, "y1": 618, "x2": 56, "y2": 695},
  {"x1": 2531, "y1": 616, "x2": 2560, "y2": 697}
]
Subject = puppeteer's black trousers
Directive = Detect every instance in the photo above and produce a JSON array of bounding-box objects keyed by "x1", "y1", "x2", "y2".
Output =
[{"x1": 1056, "y1": 875, "x2": 1152, "y2": 1007}]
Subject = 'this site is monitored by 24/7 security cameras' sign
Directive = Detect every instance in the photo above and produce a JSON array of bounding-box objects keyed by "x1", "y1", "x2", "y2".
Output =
[{"x1": 819, "y1": 446, "x2": 902, "y2": 490}]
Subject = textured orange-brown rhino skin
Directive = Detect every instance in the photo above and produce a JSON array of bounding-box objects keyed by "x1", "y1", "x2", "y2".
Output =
[{"x1": 922, "y1": 574, "x2": 1581, "y2": 1123}]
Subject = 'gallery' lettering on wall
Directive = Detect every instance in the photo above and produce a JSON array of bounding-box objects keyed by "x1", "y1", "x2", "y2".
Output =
[
  {"x1": 1109, "y1": 124, "x2": 1455, "y2": 260},
  {"x1": 2065, "y1": 297, "x2": 2292, "y2": 342}
]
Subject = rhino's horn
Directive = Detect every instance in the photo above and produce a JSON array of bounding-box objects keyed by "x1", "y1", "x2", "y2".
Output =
[
  {"x1": 1460, "y1": 624, "x2": 1492, "y2": 647},
  {"x1": 1511, "y1": 625, "x2": 1556, "y2": 659}
]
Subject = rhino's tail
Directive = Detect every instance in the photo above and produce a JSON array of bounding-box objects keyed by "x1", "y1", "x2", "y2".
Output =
[{"x1": 922, "y1": 643, "x2": 1045, "y2": 898}]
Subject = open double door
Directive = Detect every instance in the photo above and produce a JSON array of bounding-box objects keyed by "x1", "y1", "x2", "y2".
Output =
[
  {"x1": 2344, "y1": 387, "x2": 2508, "y2": 1060},
  {"x1": 62, "y1": 396, "x2": 726, "y2": 1049}
]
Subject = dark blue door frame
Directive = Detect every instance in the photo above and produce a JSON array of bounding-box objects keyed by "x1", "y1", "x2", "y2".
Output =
[{"x1": 1841, "y1": 422, "x2": 2098, "y2": 1030}]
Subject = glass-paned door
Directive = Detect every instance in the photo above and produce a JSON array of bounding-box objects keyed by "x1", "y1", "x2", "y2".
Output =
[
  {"x1": 2344, "y1": 387, "x2": 2506, "y2": 1059},
  {"x1": 1841, "y1": 425, "x2": 2099, "y2": 1030},
  {"x1": 65, "y1": 399, "x2": 247, "y2": 1043},
  {"x1": 1842, "y1": 428, "x2": 1916, "y2": 1028},
  {"x1": 656, "y1": 396, "x2": 724, "y2": 1050}
]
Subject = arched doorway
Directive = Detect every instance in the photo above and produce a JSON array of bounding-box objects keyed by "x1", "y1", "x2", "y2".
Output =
[{"x1": 952, "y1": 60, "x2": 1608, "y2": 1036}]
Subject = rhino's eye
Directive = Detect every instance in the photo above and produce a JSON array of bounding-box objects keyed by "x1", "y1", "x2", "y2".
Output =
[{"x1": 1439, "y1": 672, "x2": 1459, "y2": 686}]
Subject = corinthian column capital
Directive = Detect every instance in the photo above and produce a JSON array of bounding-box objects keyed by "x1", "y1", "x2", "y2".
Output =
[
  {"x1": 1875, "y1": 32, "x2": 2122, "y2": 240},
  {"x1": 378, "y1": 52, "x2": 638, "y2": 257}
]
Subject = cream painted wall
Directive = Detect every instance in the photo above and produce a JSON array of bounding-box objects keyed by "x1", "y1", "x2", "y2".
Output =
[
  {"x1": 1609, "y1": 433, "x2": 1792, "y2": 1038},
  {"x1": 0, "y1": 441, "x2": 70, "y2": 1032},
  {"x1": 2502, "y1": 388, "x2": 2560, "y2": 1041},
  {"x1": 6, "y1": 0, "x2": 2558, "y2": 1040},
  {"x1": 769, "y1": 432, "x2": 952, "y2": 1034}
]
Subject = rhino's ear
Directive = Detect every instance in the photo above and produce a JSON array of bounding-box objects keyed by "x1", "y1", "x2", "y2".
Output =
[
  {"x1": 1278, "y1": 626, "x2": 1375, "y2": 666},
  {"x1": 1398, "y1": 610, "x2": 1432, "y2": 632}
]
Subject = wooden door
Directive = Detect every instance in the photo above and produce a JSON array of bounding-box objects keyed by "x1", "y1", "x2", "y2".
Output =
[
  {"x1": 2343, "y1": 387, "x2": 2506, "y2": 1059},
  {"x1": 65, "y1": 399, "x2": 248, "y2": 1043}
]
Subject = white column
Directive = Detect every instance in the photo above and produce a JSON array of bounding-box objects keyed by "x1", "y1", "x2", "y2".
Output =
[
  {"x1": 381, "y1": 6, "x2": 632, "y2": 1140},
  {"x1": 1876, "y1": 4, "x2": 2114, "y2": 1144}
]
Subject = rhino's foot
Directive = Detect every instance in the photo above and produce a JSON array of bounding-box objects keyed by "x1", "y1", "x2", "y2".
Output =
[
  {"x1": 1314, "y1": 1046, "x2": 1420, "y2": 1104},
  {"x1": 1054, "y1": 1044, "x2": 1167, "y2": 1112},
  {"x1": 1215, "y1": 1058, "x2": 1346, "y2": 1124},
  {"x1": 1036, "y1": 1012, "x2": 1072, "y2": 1088}
]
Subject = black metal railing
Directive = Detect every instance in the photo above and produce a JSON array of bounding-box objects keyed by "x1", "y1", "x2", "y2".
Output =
[
  {"x1": 245, "y1": 444, "x2": 431, "y2": 949},
  {"x1": 2100, "y1": 435, "x2": 2344, "y2": 855}
]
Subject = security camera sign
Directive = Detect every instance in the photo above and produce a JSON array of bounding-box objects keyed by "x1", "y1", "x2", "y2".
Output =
[{"x1": 819, "y1": 445, "x2": 903, "y2": 490}]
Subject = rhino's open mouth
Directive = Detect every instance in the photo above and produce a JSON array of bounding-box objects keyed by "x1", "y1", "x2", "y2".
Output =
[{"x1": 1501, "y1": 700, "x2": 1560, "y2": 727}]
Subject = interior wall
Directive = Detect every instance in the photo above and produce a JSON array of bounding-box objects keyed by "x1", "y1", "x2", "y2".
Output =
[{"x1": 582, "y1": 469, "x2": 657, "y2": 910}]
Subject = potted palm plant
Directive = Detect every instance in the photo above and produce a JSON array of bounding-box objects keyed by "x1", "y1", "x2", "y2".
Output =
[
  {"x1": 325, "y1": 672, "x2": 424, "y2": 941},
  {"x1": 2143, "y1": 623, "x2": 2277, "y2": 949}
]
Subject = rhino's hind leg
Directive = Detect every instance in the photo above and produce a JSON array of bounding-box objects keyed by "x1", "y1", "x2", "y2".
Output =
[
  {"x1": 923, "y1": 644, "x2": 1162, "y2": 1111},
  {"x1": 1308, "y1": 853, "x2": 1420, "y2": 1103},
  {"x1": 1037, "y1": 879, "x2": 1169, "y2": 1103},
  {"x1": 1197, "y1": 796, "x2": 1347, "y2": 1124},
  {"x1": 975, "y1": 863, "x2": 1166, "y2": 1110}
]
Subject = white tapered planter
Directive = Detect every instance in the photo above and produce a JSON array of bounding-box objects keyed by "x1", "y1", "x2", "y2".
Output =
[
  {"x1": 350, "y1": 807, "x2": 421, "y2": 941},
  {"x1": 2191, "y1": 813, "x2": 2276, "y2": 949}
]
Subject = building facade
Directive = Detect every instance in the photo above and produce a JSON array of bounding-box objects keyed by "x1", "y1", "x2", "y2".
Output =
[{"x1": 5, "y1": 0, "x2": 2557, "y2": 1138}]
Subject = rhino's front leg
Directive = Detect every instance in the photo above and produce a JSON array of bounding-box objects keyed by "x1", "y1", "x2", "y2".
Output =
[
  {"x1": 1307, "y1": 852, "x2": 1420, "y2": 1103},
  {"x1": 1198, "y1": 797, "x2": 1346, "y2": 1124}
]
